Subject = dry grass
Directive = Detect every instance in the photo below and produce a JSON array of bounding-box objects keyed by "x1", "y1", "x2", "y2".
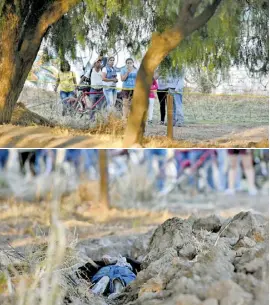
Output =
[{"x1": 11, "y1": 103, "x2": 53, "y2": 127}]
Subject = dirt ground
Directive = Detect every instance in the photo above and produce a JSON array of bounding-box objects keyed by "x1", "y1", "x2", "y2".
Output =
[
  {"x1": 0, "y1": 87, "x2": 267, "y2": 148},
  {"x1": 0, "y1": 123, "x2": 268, "y2": 148},
  {"x1": 0, "y1": 187, "x2": 268, "y2": 305}
]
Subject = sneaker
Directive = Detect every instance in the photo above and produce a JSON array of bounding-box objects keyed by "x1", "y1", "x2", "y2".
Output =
[
  {"x1": 91, "y1": 276, "x2": 110, "y2": 295},
  {"x1": 165, "y1": 120, "x2": 176, "y2": 126},
  {"x1": 159, "y1": 121, "x2": 165, "y2": 125},
  {"x1": 248, "y1": 188, "x2": 258, "y2": 196},
  {"x1": 148, "y1": 120, "x2": 153, "y2": 125},
  {"x1": 224, "y1": 188, "x2": 236, "y2": 195},
  {"x1": 175, "y1": 122, "x2": 183, "y2": 127}
]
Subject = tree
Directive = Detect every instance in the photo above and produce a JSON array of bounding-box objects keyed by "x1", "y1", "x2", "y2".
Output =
[
  {"x1": 122, "y1": 0, "x2": 269, "y2": 146},
  {"x1": 0, "y1": 0, "x2": 268, "y2": 134},
  {"x1": 99, "y1": 150, "x2": 109, "y2": 209},
  {"x1": 0, "y1": 0, "x2": 81, "y2": 123}
]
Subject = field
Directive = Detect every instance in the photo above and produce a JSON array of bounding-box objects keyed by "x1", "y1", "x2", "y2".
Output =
[
  {"x1": 0, "y1": 166, "x2": 268, "y2": 305},
  {"x1": 0, "y1": 87, "x2": 268, "y2": 148}
]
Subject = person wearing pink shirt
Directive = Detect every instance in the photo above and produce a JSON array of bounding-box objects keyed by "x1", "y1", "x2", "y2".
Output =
[{"x1": 148, "y1": 78, "x2": 158, "y2": 124}]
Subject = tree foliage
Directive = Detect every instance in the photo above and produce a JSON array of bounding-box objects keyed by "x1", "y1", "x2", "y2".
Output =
[{"x1": 43, "y1": 0, "x2": 268, "y2": 79}]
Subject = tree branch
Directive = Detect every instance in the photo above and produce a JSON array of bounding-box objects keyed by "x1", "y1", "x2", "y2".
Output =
[
  {"x1": 19, "y1": 0, "x2": 80, "y2": 55},
  {"x1": 177, "y1": 0, "x2": 223, "y2": 36}
]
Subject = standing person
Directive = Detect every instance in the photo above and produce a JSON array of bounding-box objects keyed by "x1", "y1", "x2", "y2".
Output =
[
  {"x1": 89, "y1": 57, "x2": 105, "y2": 120},
  {"x1": 102, "y1": 56, "x2": 118, "y2": 111},
  {"x1": 156, "y1": 76, "x2": 169, "y2": 125},
  {"x1": 54, "y1": 61, "x2": 77, "y2": 116},
  {"x1": 173, "y1": 71, "x2": 185, "y2": 127},
  {"x1": 121, "y1": 58, "x2": 138, "y2": 120},
  {"x1": 148, "y1": 78, "x2": 158, "y2": 124},
  {"x1": 226, "y1": 149, "x2": 257, "y2": 195}
]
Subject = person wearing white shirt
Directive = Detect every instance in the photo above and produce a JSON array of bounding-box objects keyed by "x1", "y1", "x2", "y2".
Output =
[{"x1": 89, "y1": 57, "x2": 105, "y2": 119}]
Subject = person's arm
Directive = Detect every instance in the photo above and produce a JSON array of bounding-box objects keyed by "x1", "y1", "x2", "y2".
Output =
[
  {"x1": 121, "y1": 69, "x2": 129, "y2": 82},
  {"x1": 73, "y1": 72, "x2": 77, "y2": 86},
  {"x1": 54, "y1": 74, "x2": 60, "y2": 92}
]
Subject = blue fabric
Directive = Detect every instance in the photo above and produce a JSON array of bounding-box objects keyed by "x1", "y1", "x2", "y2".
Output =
[
  {"x1": 173, "y1": 92, "x2": 184, "y2": 124},
  {"x1": 144, "y1": 149, "x2": 167, "y2": 191},
  {"x1": 34, "y1": 150, "x2": 57, "y2": 175},
  {"x1": 103, "y1": 88, "x2": 117, "y2": 108},
  {"x1": 0, "y1": 149, "x2": 9, "y2": 169},
  {"x1": 60, "y1": 91, "x2": 75, "y2": 100},
  {"x1": 121, "y1": 67, "x2": 138, "y2": 89},
  {"x1": 105, "y1": 66, "x2": 117, "y2": 80},
  {"x1": 92, "y1": 265, "x2": 136, "y2": 293}
]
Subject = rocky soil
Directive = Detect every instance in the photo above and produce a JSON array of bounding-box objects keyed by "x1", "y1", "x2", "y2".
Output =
[{"x1": 72, "y1": 211, "x2": 269, "y2": 305}]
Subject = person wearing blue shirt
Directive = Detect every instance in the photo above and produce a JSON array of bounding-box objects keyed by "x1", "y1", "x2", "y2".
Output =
[{"x1": 121, "y1": 58, "x2": 138, "y2": 120}]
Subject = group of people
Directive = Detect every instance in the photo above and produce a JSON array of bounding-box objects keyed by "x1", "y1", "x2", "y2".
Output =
[
  {"x1": 54, "y1": 55, "x2": 184, "y2": 126},
  {"x1": 0, "y1": 149, "x2": 267, "y2": 196}
]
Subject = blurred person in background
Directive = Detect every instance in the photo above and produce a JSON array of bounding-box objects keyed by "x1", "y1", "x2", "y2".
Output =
[
  {"x1": 0, "y1": 149, "x2": 9, "y2": 171},
  {"x1": 225, "y1": 149, "x2": 257, "y2": 195},
  {"x1": 144, "y1": 149, "x2": 167, "y2": 191},
  {"x1": 34, "y1": 150, "x2": 57, "y2": 176}
]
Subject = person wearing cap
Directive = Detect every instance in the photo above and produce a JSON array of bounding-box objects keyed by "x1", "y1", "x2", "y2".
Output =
[
  {"x1": 102, "y1": 56, "x2": 118, "y2": 111},
  {"x1": 89, "y1": 57, "x2": 105, "y2": 119}
]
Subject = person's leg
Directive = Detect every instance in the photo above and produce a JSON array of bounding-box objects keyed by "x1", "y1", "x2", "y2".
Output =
[
  {"x1": 0, "y1": 150, "x2": 9, "y2": 170},
  {"x1": 226, "y1": 154, "x2": 238, "y2": 194},
  {"x1": 113, "y1": 89, "x2": 117, "y2": 107},
  {"x1": 157, "y1": 90, "x2": 167, "y2": 123},
  {"x1": 241, "y1": 153, "x2": 257, "y2": 195},
  {"x1": 216, "y1": 150, "x2": 228, "y2": 191},
  {"x1": 148, "y1": 98, "x2": 155, "y2": 122},
  {"x1": 173, "y1": 93, "x2": 184, "y2": 126},
  {"x1": 60, "y1": 91, "x2": 69, "y2": 116},
  {"x1": 103, "y1": 89, "x2": 111, "y2": 110},
  {"x1": 91, "y1": 276, "x2": 110, "y2": 295},
  {"x1": 122, "y1": 97, "x2": 129, "y2": 120},
  {"x1": 90, "y1": 90, "x2": 102, "y2": 120}
]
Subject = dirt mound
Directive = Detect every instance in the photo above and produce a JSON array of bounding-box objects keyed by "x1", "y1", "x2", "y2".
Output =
[
  {"x1": 11, "y1": 102, "x2": 53, "y2": 127},
  {"x1": 114, "y1": 211, "x2": 268, "y2": 305}
]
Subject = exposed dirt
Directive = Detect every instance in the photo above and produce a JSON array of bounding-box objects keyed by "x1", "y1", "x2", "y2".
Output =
[
  {"x1": 0, "y1": 174, "x2": 268, "y2": 305},
  {"x1": 0, "y1": 123, "x2": 268, "y2": 148},
  {"x1": 1, "y1": 86, "x2": 267, "y2": 148}
]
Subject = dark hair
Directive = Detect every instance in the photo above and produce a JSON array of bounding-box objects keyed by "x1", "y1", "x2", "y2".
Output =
[
  {"x1": 60, "y1": 61, "x2": 70, "y2": 72},
  {"x1": 108, "y1": 56, "x2": 115, "y2": 61},
  {"x1": 126, "y1": 58, "x2": 134, "y2": 64},
  {"x1": 126, "y1": 58, "x2": 136, "y2": 69}
]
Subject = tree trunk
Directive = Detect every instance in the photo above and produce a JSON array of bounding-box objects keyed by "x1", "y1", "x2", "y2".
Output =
[
  {"x1": 99, "y1": 150, "x2": 110, "y2": 209},
  {"x1": 123, "y1": 30, "x2": 183, "y2": 147},
  {"x1": 0, "y1": 0, "x2": 79, "y2": 124},
  {"x1": 123, "y1": 0, "x2": 223, "y2": 147}
]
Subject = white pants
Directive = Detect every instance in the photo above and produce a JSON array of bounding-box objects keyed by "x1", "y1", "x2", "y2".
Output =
[{"x1": 148, "y1": 98, "x2": 155, "y2": 120}]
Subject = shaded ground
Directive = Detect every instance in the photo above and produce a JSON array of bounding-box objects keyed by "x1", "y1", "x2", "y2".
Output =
[
  {"x1": 0, "y1": 87, "x2": 267, "y2": 148},
  {"x1": 0, "y1": 166, "x2": 268, "y2": 305},
  {"x1": 0, "y1": 193, "x2": 268, "y2": 305},
  {"x1": 0, "y1": 123, "x2": 268, "y2": 148}
]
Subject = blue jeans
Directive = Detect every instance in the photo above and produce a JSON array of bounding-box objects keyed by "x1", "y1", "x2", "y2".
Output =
[
  {"x1": 35, "y1": 150, "x2": 56, "y2": 175},
  {"x1": 0, "y1": 149, "x2": 9, "y2": 169},
  {"x1": 173, "y1": 93, "x2": 184, "y2": 124},
  {"x1": 60, "y1": 91, "x2": 75, "y2": 100},
  {"x1": 92, "y1": 265, "x2": 136, "y2": 293},
  {"x1": 60, "y1": 91, "x2": 75, "y2": 114},
  {"x1": 103, "y1": 88, "x2": 117, "y2": 110},
  {"x1": 144, "y1": 149, "x2": 167, "y2": 191},
  {"x1": 90, "y1": 88, "x2": 105, "y2": 119}
]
